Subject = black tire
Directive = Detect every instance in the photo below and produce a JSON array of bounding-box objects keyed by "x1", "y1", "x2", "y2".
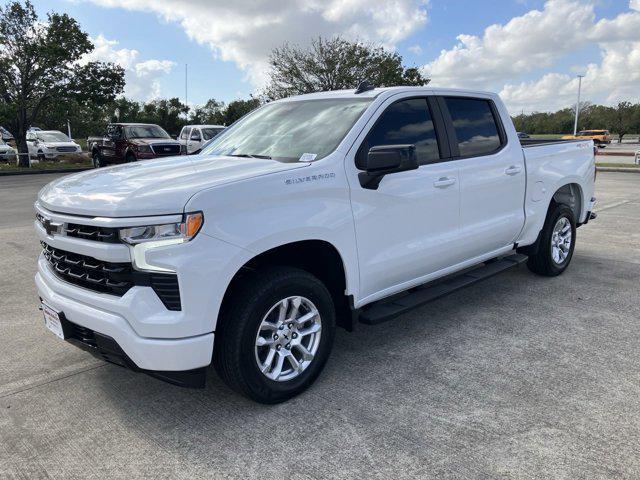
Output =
[
  {"x1": 213, "y1": 266, "x2": 335, "y2": 404},
  {"x1": 92, "y1": 150, "x2": 104, "y2": 168},
  {"x1": 526, "y1": 203, "x2": 576, "y2": 276},
  {"x1": 37, "y1": 152, "x2": 46, "y2": 162},
  {"x1": 125, "y1": 152, "x2": 137, "y2": 163}
]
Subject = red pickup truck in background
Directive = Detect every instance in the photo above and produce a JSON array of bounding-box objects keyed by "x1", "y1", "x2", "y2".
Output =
[{"x1": 87, "y1": 123, "x2": 183, "y2": 168}]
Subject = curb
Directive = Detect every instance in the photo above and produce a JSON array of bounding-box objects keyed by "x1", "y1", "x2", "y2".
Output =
[
  {"x1": 0, "y1": 167, "x2": 91, "y2": 176},
  {"x1": 596, "y1": 166, "x2": 640, "y2": 173}
]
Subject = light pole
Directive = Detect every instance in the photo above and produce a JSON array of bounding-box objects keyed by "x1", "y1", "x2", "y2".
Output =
[{"x1": 573, "y1": 74, "x2": 584, "y2": 136}]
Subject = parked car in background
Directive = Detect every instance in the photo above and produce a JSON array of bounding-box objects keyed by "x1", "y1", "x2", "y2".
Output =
[
  {"x1": 0, "y1": 126, "x2": 14, "y2": 142},
  {"x1": 88, "y1": 123, "x2": 183, "y2": 168},
  {"x1": 179, "y1": 125, "x2": 226, "y2": 154},
  {"x1": 34, "y1": 86, "x2": 596, "y2": 403},
  {"x1": 26, "y1": 130, "x2": 82, "y2": 161},
  {"x1": 0, "y1": 138, "x2": 17, "y2": 163},
  {"x1": 563, "y1": 130, "x2": 612, "y2": 147},
  {"x1": 517, "y1": 132, "x2": 530, "y2": 139}
]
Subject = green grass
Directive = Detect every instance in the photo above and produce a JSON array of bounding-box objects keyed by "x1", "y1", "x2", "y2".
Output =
[
  {"x1": 0, "y1": 160, "x2": 92, "y2": 173},
  {"x1": 528, "y1": 134, "x2": 566, "y2": 139}
]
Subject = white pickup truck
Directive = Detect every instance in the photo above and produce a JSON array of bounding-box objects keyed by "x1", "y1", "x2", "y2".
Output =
[{"x1": 35, "y1": 86, "x2": 597, "y2": 403}]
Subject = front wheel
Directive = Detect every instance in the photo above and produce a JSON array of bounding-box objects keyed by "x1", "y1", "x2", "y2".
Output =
[
  {"x1": 214, "y1": 267, "x2": 335, "y2": 404},
  {"x1": 92, "y1": 151, "x2": 103, "y2": 168},
  {"x1": 526, "y1": 203, "x2": 576, "y2": 276}
]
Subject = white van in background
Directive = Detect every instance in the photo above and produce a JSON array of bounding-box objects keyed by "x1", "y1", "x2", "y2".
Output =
[{"x1": 179, "y1": 125, "x2": 226, "y2": 154}]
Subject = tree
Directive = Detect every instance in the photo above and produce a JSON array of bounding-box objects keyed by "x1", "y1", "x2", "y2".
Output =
[
  {"x1": 223, "y1": 98, "x2": 261, "y2": 125},
  {"x1": 138, "y1": 98, "x2": 188, "y2": 136},
  {"x1": 0, "y1": 1, "x2": 125, "y2": 166},
  {"x1": 264, "y1": 37, "x2": 429, "y2": 99},
  {"x1": 190, "y1": 98, "x2": 225, "y2": 125},
  {"x1": 608, "y1": 101, "x2": 634, "y2": 143}
]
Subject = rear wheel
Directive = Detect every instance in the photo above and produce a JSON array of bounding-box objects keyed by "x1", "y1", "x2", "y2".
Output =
[
  {"x1": 214, "y1": 267, "x2": 335, "y2": 404},
  {"x1": 526, "y1": 203, "x2": 576, "y2": 276}
]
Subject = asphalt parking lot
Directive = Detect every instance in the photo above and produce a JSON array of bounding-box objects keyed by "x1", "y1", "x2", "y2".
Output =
[{"x1": 1, "y1": 172, "x2": 639, "y2": 479}]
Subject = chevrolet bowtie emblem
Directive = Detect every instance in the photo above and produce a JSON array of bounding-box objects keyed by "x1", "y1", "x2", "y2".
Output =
[{"x1": 41, "y1": 217, "x2": 61, "y2": 236}]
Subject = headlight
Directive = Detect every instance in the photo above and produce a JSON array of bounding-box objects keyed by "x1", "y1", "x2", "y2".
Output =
[
  {"x1": 119, "y1": 212, "x2": 203, "y2": 245},
  {"x1": 137, "y1": 145, "x2": 152, "y2": 153},
  {"x1": 120, "y1": 212, "x2": 204, "y2": 272}
]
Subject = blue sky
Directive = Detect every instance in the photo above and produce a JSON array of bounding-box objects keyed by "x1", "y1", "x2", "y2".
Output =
[{"x1": 30, "y1": 0, "x2": 640, "y2": 112}]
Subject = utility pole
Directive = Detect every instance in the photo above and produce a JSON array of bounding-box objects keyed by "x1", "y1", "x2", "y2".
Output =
[
  {"x1": 573, "y1": 74, "x2": 584, "y2": 136},
  {"x1": 185, "y1": 63, "x2": 188, "y2": 118}
]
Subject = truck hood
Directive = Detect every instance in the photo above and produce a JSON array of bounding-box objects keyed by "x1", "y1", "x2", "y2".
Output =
[
  {"x1": 38, "y1": 155, "x2": 308, "y2": 217},
  {"x1": 129, "y1": 138, "x2": 180, "y2": 146}
]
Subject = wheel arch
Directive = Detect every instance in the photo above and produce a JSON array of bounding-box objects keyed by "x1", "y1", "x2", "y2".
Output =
[
  {"x1": 518, "y1": 182, "x2": 583, "y2": 256},
  {"x1": 552, "y1": 182, "x2": 583, "y2": 224},
  {"x1": 219, "y1": 240, "x2": 354, "y2": 332}
]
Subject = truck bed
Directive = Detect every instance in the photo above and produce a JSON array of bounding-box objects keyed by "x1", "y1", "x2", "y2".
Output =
[{"x1": 520, "y1": 138, "x2": 589, "y2": 148}]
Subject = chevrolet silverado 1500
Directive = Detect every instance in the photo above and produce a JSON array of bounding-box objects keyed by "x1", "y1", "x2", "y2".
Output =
[{"x1": 35, "y1": 86, "x2": 597, "y2": 403}]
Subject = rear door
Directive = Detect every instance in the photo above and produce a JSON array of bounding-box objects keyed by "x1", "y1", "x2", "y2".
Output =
[
  {"x1": 348, "y1": 95, "x2": 462, "y2": 303},
  {"x1": 439, "y1": 95, "x2": 526, "y2": 259}
]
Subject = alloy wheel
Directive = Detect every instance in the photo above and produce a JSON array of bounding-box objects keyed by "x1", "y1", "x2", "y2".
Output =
[
  {"x1": 551, "y1": 216, "x2": 572, "y2": 264},
  {"x1": 254, "y1": 296, "x2": 322, "y2": 382}
]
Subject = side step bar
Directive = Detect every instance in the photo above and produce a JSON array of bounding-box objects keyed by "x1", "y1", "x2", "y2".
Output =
[{"x1": 358, "y1": 254, "x2": 528, "y2": 325}]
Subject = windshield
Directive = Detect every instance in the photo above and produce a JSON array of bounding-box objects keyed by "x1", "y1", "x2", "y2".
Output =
[
  {"x1": 37, "y1": 132, "x2": 71, "y2": 142},
  {"x1": 201, "y1": 98, "x2": 372, "y2": 161},
  {"x1": 202, "y1": 127, "x2": 225, "y2": 140},
  {"x1": 125, "y1": 125, "x2": 170, "y2": 139}
]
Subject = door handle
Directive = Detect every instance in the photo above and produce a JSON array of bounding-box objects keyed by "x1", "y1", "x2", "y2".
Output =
[
  {"x1": 505, "y1": 165, "x2": 522, "y2": 176},
  {"x1": 433, "y1": 177, "x2": 456, "y2": 188}
]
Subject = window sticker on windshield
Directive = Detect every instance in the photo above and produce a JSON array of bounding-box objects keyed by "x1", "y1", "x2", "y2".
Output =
[{"x1": 299, "y1": 153, "x2": 317, "y2": 162}]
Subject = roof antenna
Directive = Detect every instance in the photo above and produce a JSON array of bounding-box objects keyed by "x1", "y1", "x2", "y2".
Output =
[{"x1": 355, "y1": 80, "x2": 375, "y2": 94}]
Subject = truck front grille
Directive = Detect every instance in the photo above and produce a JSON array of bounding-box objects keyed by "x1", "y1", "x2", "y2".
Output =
[
  {"x1": 41, "y1": 242, "x2": 181, "y2": 310},
  {"x1": 150, "y1": 144, "x2": 181, "y2": 156},
  {"x1": 56, "y1": 146, "x2": 77, "y2": 153},
  {"x1": 65, "y1": 223, "x2": 120, "y2": 243}
]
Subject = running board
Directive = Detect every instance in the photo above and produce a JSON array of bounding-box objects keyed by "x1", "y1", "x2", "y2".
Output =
[{"x1": 358, "y1": 254, "x2": 528, "y2": 325}]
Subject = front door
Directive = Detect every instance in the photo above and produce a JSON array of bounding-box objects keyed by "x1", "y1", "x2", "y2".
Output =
[
  {"x1": 188, "y1": 128, "x2": 202, "y2": 153},
  {"x1": 347, "y1": 96, "x2": 461, "y2": 303}
]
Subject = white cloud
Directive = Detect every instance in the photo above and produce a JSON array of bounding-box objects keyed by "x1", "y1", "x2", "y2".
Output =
[
  {"x1": 421, "y1": 0, "x2": 640, "y2": 112},
  {"x1": 80, "y1": 35, "x2": 176, "y2": 100},
  {"x1": 408, "y1": 44, "x2": 422, "y2": 55},
  {"x1": 83, "y1": 0, "x2": 428, "y2": 87}
]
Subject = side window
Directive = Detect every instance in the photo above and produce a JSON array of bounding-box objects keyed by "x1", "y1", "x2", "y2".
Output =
[
  {"x1": 357, "y1": 98, "x2": 440, "y2": 168},
  {"x1": 179, "y1": 127, "x2": 188, "y2": 140},
  {"x1": 190, "y1": 128, "x2": 201, "y2": 141},
  {"x1": 444, "y1": 97, "x2": 503, "y2": 157}
]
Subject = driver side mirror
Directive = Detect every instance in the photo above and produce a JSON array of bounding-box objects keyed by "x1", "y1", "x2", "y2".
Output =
[{"x1": 358, "y1": 144, "x2": 418, "y2": 190}]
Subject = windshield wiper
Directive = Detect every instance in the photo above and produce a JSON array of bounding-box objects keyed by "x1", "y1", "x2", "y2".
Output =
[{"x1": 227, "y1": 153, "x2": 272, "y2": 159}]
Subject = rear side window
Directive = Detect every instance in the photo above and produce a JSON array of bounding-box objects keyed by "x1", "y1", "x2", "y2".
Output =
[
  {"x1": 444, "y1": 98, "x2": 502, "y2": 157},
  {"x1": 358, "y1": 98, "x2": 439, "y2": 168}
]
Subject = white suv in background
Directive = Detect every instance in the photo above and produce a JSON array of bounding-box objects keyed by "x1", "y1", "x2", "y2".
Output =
[
  {"x1": 179, "y1": 125, "x2": 226, "y2": 154},
  {"x1": 27, "y1": 130, "x2": 82, "y2": 161}
]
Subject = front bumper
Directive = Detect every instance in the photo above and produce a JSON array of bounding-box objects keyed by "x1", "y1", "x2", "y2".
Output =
[{"x1": 36, "y1": 259, "x2": 214, "y2": 374}]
